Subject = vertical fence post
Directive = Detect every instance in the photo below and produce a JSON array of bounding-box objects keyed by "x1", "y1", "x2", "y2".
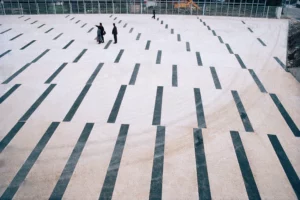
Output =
[
  {"x1": 232, "y1": 0, "x2": 235, "y2": 16},
  {"x1": 250, "y1": 0, "x2": 254, "y2": 17},
  {"x1": 226, "y1": 0, "x2": 229, "y2": 16},
  {"x1": 262, "y1": 0, "x2": 266, "y2": 17},
  {"x1": 255, "y1": 0, "x2": 258, "y2": 17},
  {"x1": 266, "y1": 5, "x2": 269, "y2": 18},
  {"x1": 238, "y1": 0, "x2": 242, "y2": 16}
]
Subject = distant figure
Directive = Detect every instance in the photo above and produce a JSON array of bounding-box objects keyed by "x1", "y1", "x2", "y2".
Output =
[
  {"x1": 112, "y1": 23, "x2": 118, "y2": 44},
  {"x1": 100, "y1": 23, "x2": 105, "y2": 43},
  {"x1": 95, "y1": 23, "x2": 103, "y2": 44},
  {"x1": 152, "y1": 9, "x2": 155, "y2": 19}
]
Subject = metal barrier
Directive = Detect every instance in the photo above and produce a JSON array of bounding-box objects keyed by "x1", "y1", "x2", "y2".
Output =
[{"x1": 0, "y1": 0, "x2": 278, "y2": 18}]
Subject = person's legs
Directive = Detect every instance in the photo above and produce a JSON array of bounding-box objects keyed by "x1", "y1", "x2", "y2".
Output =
[
  {"x1": 102, "y1": 35, "x2": 104, "y2": 43},
  {"x1": 114, "y1": 34, "x2": 117, "y2": 43}
]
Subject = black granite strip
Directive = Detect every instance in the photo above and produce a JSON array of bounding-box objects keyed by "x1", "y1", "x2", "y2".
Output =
[
  {"x1": 0, "y1": 122, "x2": 25, "y2": 152},
  {"x1": 194, "y1": 88, "x2": 206, "y2": 128},
  {"x1": 257, "y1": 38, "x2": 266, "y2": 46},
  {"x1": 248, "y1": 27, "x2": 253, "y2": 33},
  {"x1": 0, "y1": 84, "x2": 21, "y2": 104},
  {"x1": 149, "y1": 126, "x2": 165, "y2": 200},
  {"x1": 53, "y1": 33, "x2": 63, "y2": 40},
  {"x1": 31, "y1": 20, "x2": 37, "y2": 24},
  {"x1": 19, "y1": 84, "x2": 56, "y2": 122},
  {"x1": 193, "y1": 128, "x2": 211, "y2": 199},
  {"x1": 200, "y1": 19, "x2": 202, "y2": 22},
  {"x1": 45, "y1": 28, "x2": 53, "y2": 33},
  {"x1": 75, "y1": 20, "x2": 80, "y2": 24},
  {"x1": 268, "y1": 134, "x2": 300, "y2": 198},
  {"x1": 114, "y1": 17, "x2": 117, "y2": 20},
  {"x1": 218, "y1": 36, "x2": 223, "y2": 43},
  {"x1": 157, "y1": 18, "x2": 159, "y2": 21},
  {"x1": 129, "y1": 63, "x2": 140, "y2": 85},
  {"x1": 123, "y1": 23, "x2": 127, "y2": 28},
  {"x1": 231, "y1": 131, "x2": 261, "y2": 200},
  {"x1": 107, "y1": 85, "x2": 127, "y2": 123},
  {"x1": 45, "y1": 63, "x2": 68, "y2": 84},
  {"x1": 196, "y1": 52, "x2": 203, "y2": 66},
  {"x1": 225, "y1": 43, "x2": 234, "y2": 54},
  {"x1": 207, "y1": 26, "x2": 211, "y2": 30},
  {"x1": 248, "y1": 69, "x2": 267, "y2": 93},
  {"x1": 129, "y1": 28, "x2": 133, "y2": 33},
  {"x1": 70, "y1": 17, "x2": 75, "y2": 20},
  {"x1": 161, "y1": 20, "x2": 163, "y2": 24},
  {"x1": 31, "y1": 49, "x2": 50, "y2": 63},
  {"x1": 0, "y1": 50, "x2": 11, "y2": 58},
  {"x1": 118, "y1": 20, "x2": 122, "y2": 24},
  {"x1": 2, "y1": 63, "x2": 31, "y2": 84},
  {"x1": 10, "y1": 33, "x2": 23, "y2": 41},
  {"x1": 203, "y1": 22, "x2": 206, "y2": 26},
  {"x1": 242, "y1": 20, "x2": 245, "y2": 24},
  {"x1": 156, "y1": 50, "x2": 162, "y2": 64},
  {"x1": 38, "y1": 24, "x2": 45, "y2": 28},
  {"x1": 1, "y1": 122, "x2": 60, "y2": 199},
  {"x1": 212, "y1": 30, "x2": 216, "y2": 36},
  {"x1": 63, "y1": 84, "x2": 91, "y2": 122},
  {"x1": 177, "y1": 34, "x2": 181, "y2": 41},
  {"x1": 152, "y1": 86, "x2": 163, "y2": 125},
  {"x1": 235, "y1": 54, "x2": 247, "y2": 69},
  {"x1": 186, "y1": 42, "x2": 191, "y2": 52},
  {"x1": 110, "y1": 14, "x2": 113, "y2": 18},
  {"x1": 270, "y1": 94, "x2": 299, "y2": 137},
  {"x1": 104, "y1": 40, "x2": 112, "y2": 49},
  {"x1": 99, "y1": 124, "x2": 129, "y2": 200},
  {"x1": 20, "y1": 40, "x2": 36, "y2": 50},
  {"x1": 172, "y1": 65, "x2": 178, "y2": 87},
  {"x1": 136, "y1": 33, "x2": 141, "y2": 40},
  {"x1": 18, "y1": 16, "x2": 24, "y2": 18},
  {"x1": 88, "y1": 27, "x2": 94, "y2": 33},
  {"x1": 114, "y1": 49, "x2": 124, "y2": 63},
  {"x1": 66, "y1": 15, "x2": 69, "y2": 18},
  {"x1": 165, "y1": 24, "x2": 168, "y2": 29},
  {"x1": 232, "y1": 90, "x2": 254, "y2": 132},
  {"x1": 24, "y1": 18, "x2": 30, "y2": 21},
  {"x1": 87, "y1": 63, "x2": 103, "y2": 84},
  {"x1": 50, "y1": 123, "x2": 93, "y2": 199},
  {"x1": 81, "y1": 23, "x2": 87, "y2": 28},
  {"x1": 210, "y1": 67, "x2": 222, "y2": 89},
  {"x1": 63, "y1": 40, "x2": 74, "y2": 49},
  {"x1": 145, "y1": 40, "x2": 151, "y2": 50},
  {"x1": 274, "y1": 57, "x2": 286, "y2": 70},
  {"x1": 171, "y1": 29, "x2": 174, "y2": 34},
  {"x1": 73, "y1": 49, "x2": 87, "y2": 63}
]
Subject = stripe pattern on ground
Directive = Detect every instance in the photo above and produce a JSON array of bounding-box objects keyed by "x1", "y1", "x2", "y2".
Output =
[
  {"x1": 53, "y1": 33, "x2": 63, "y2": 40},
  {"x1": 87, "y1": 63, "x2": 103, "y2": 84},
  {"x1": 45, "y1": 28, "x2": 53, "y2": 33},
  {"x1": 225, "y1": 43, "x2": 234, "y2": 54},
  {"x1": 104, "y1": 40, "x2": 112, "y2": 49},
  {"x1": 0, "y1": 50, "x2": 11, "y2": 58},
  {"x1": 212, "y1": 30, "x2": 216, "y2": 36},
  {"x1": 235, "y1": 54, "x2": 247, "y2": 69},
  {"x1": 129, "y1": 28, "x2": 133, "y2": 33},
  {"x1": 73, "y1": 49, "x2": 87, "y2": 63},
  {"x1": 257, "y1": 38, "x2": 266, "y2": 46},
  {"x1": 20, "y1": 40, "x2": 36, "y2": 50},
  {"x1": 2, "y1": 63, "x2": 31, "y2": 84},
  {"x1": 248, "y1": 27, "x2": 253, "y2": 33},
  {"x1": 248, "y1": 69, "x2": 267, "y2": 93},
  {"x1": 88, "y1": 28, "x2": 94, "y2": 33},
  {"x1": 136, "y1": 33, "x2": 141, "y2": 40},
  {"x1": 0, "y1": 122, "x2": 25, "y2": 152},
  {"x1": 172, "y1": 65, "x2": 178, "y2": 87},
  {"x1": 196, "y1": 52, "x2": 203, "y2": 66},
  {"x1": 0, "y1": 84, "x2": 21, "y2": 104},
  {"x1": 218, "y1": 36, "x2": 224, "y2": 43},
  {"x1": 156, "y1": 50, "x2": 162, "y2": 64},
  {"x1": 129, "y1": 63, "x2": 140, "y2": 85},
  {"x1": 81, "y1": 23, "x2": 87, "y2": 28},
  {"x1": 145, "y1": 40, "x2": 151, "y2": 50},
  {"x1": 177, "y1": 34, "x2": 181, "y2": 41},
  {"x1": 38, "y1": 24, "x2": 45, "y2": 28},
  {"x1": 10, "y1": 33, "x2": 23, "y2": 41},
  {"x1": 32, "y1": 49, "x2": 50, "y2": 63},
  {"x1": 114, "y1": 49, "x2": 124, "y2": 63},
  {"x1": 123, "y1": 23, "x2": 127, "y2": 28},
  {"x1": 63, "y1": 40, "x2": 74, "y2": 49},
  {"x1": 45, "y1": 63, "x2": 68, "y2": 84},
  {"x1": 274, "y1": 57, "x2": 287, "y2": 71},
  {"x1": 107, "y1": 85, "x2": 127, "y2": 123},
  {"x1": 171, "y1": 29, "x2": 174, "y2": 34},
  {"x1": 0, "y1": 28, "x2": 12, "y2": 34},
  {"x1": 210, "y1": 67, "x2": 222, "y2": 89},
  {"x1": 186, "y1": 42, "x2": 191, "y2": 51},
  {"x1": 152, "y1": 86, "x2": 163, "y2": 125},
  {"x1": 194, "y1": 88, "x2": 206, "y2": 128}
]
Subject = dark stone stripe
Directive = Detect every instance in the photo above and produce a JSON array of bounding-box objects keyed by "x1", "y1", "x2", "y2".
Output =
[
  {"x1": 88, "y1": 27, "x2": 94, "y2": 33},
  {"x1": 145, "y1": 40, "x2": 151, "y2": 50},
  {"x1": 66, "y1": 15, "x2": 69, "y2": 18},
  {"x1": 172, "y1": 65, "x2": 178, "y2": 87},
  {"x1": 114, "y1": 17, "x2": 117, "y2": 20},
  {"x1": 75, "y1": 20, "x2": 80, "y2": 24},
  {"x1": 0, "y1": 50, "x2": 11, "y2": 58},
  {"x1": 123, "y1": 23, "x2": 127, "y2": 28},
  {"x1": 110, "y1": 14, "x2": 113, "y2": 17},
  {"x1": 207, "y1": 26, "x2": 211, "y2": 30},
  {"x1": 200, "y1": 19, "x2": 202, "y2": 22},
  {"x1": 212, "y1": 30, "x2": 216, "y2": 36},
  {"x1": 268, "y1": 134, "x2": 300, "y2": 198},
  {"x1": 81, "y1": 23, "x2": 87, "y2": 28},
  {"x1": 235, "y1": 54, "x2": 247, "y2": 69},
  {"x1": 248, "y1": 69, "x2": 267, "y2": 93},
  {"x1": 274, "y1": 57, "x2": 287, "y2": 70},
  {"x1": 242, "y1": 20, "x2": 245, "y2": 24},
  {"x1": 210, "y1": 67, "x2": 221, "y2": 89},
  {"x1": 114, "y1": 49, "x2": 124, "y2": 63},
  {"x1": 24, "y1": 18, "x2": 30, "y2": 21},
  {"x1": 10, "y1": 33, "x2": 23, "y2": 41},
  {"x1": 31, "y1": 20, "x2": 37, "y2": 24},
  {"x1": 193, "y1": 128, "x2": 211, "y2": 200},
  {"x1": 87, "y1": 63, "x2": 103, "y2": 84},
  {"x1": 248, "y1": 27, "x2": 253, "y2": 33},
  {"x1": 194, "y1": 88, "x2": 206, "y2": 128},
  {"x1": 38, "y1": 24, "x2": 45, "y2": 28},
  {"x1": 18, "y1": 16, "x2": 24, "y2": 18},
  {"x1": 31, "y1": 49, "x2": 50, "y2": 63},
  {"x1": 99, "y1": 124, "x2": 129, "y2": 200},
  {"x1": 129, "y1": 28, "x2": 133, "y2": 33},
  {"x1": 186, "y1": 42, "x2": 191, "y2": 52},
  {"x1": 1, "y1": 122, "x2": 60, "y2": 199},
  {"x1": 257, "y1": 38, "x2": 266, "y2": 46},
  {"x1": 149, "y1": 126, "x2": 165, "y2": 200},
  {"x1": 53, "y1": 33, "x2": 63, "y2": 40},
  {"x1": 118, "y1": 20, "x2": 122, "y2": 24},
  {"x1": 129, "y1": 63, "x2": 140, "y2": 85},
  {"x1": 196, "y1": 52, "x2": 203, "y2": 66},
  {"x1": 177, "y1": 34, "x2": 181, "y2": 41},
  {"x1": 0, "y1": 84, "x2": 21, "y2": 104},
  {"x1": 152, "y1": 86, "x2": 163, "y2": 125},
  {"x1": 165, "y1": 24, "x2": 168, "y2": 29},
  {"x1": 63, "y1": 84, "x2": 92, "y2": 122},
  {"x1": 45, "y1": 63, "x2": 68, "y2": 84},
  {"x1": 156, "y1": 50, "x2": 162, "y2": 64},
  {"x1": 161, "y1": 20, "x2": 163, "y2": 24},
  {"x1": 157, "y1": 18, "x2": 159, "y2": 21},
  {"x1": 203, "y1": 22, "x2": 206, "y2": 26},
  {"x1": 2, "y1": 63, "x2": 31, "y2": 84},
  {"x1": 136, "y1": 33, "x2": 141, "y2": 40},
  {"x1": 50, "y1": 123, "x2": 93, "y2": 199},
  {"x1": 171, "y1": 29, "x2": 174, "y2": 34},
  {"x1": 70, "y1": 17, "x2": 75, "y2": 20},
  {"x1": 232, "y1": 90, "x2": 254, "y2": 132},
  {"x1": 73, "y1": 49, "x2": 87, "y2": 63},
  {"x1": 218, "y1": 36, "x2": 223, "y2": 43},
  {"x1": 270, "y1": 94, "x2": 299, "y2": 137},
  {"x1": 104, "y1": 40, "x2": 112, "y2": 49},
  {"x1": 19, "y1": 84, "x2": 56, "y2": 122},
  {"x1": 107, "y1": 85, "x2": 127, "y2": 123},
  {"x1": 231, "y1": 131, "x2": 261, "y2": 200},
  {"x1": 225, "y1": 43, "x2": 234, "y2": 54},
  {"x1": 0, "y1": 122, "x2": 25, "y2": 152},
  {"x1": 20, "y1": 40, "x2": 36, "y2": 50},
  {"x1": 45, "y1": 28, "x2": 53, "y2": 33},
  {"x1": 63, "y1": 40, "x2": 74, "y2": 49}
]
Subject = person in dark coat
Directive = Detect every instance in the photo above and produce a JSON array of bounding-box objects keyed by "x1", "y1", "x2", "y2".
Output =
[
  {"x1": 112, "y1": 23, "x2": 118, "y2": 44},
  {"x1": 99, "y1": 23, "x2": 105, "y2": 43},
  {"x1": 95, "y1": 23, "x2": 103, "y2": 44},
  {"x1": 152, "y1": 9, "x2": 155, "y2": 19}
]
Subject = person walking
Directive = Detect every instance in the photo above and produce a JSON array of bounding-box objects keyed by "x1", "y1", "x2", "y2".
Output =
[
  {"x1": 152, "y1": 9, "x2": 155, "y2": 19},
  {"x1": 100, "y1": 23, "x2": 106, "y2": 43},
  {"x1": 95, "y1": 23, "x2": 103, "y2": 44},
  {"x1": 112, "y1": 23, "x2": 118, "y2": 44}
]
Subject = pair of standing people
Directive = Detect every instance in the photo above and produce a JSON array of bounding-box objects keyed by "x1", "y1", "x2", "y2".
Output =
[{"x1": 95, "y1": 23, "x2": 118, "y2": 44}]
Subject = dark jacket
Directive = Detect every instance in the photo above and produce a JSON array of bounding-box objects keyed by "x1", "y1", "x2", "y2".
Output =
[
  {"x1": 100, "y1": 26, "x2": 105, "y2": 35},
  {"x1": 153, "y1": 10, "x2": 155, "y2": 14},
  {"x1": 112, "y1": 26, "x2": 118, "y2": 35}
]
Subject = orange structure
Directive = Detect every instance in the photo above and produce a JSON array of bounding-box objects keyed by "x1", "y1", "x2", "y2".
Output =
[{"x1": 174, "y1": 0, "x2": 200, "y2": 9}]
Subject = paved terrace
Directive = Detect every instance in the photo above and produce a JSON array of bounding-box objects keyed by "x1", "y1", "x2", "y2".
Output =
[{"x1": 0, "y1": 14, "x2": 300, "y2": 199}]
